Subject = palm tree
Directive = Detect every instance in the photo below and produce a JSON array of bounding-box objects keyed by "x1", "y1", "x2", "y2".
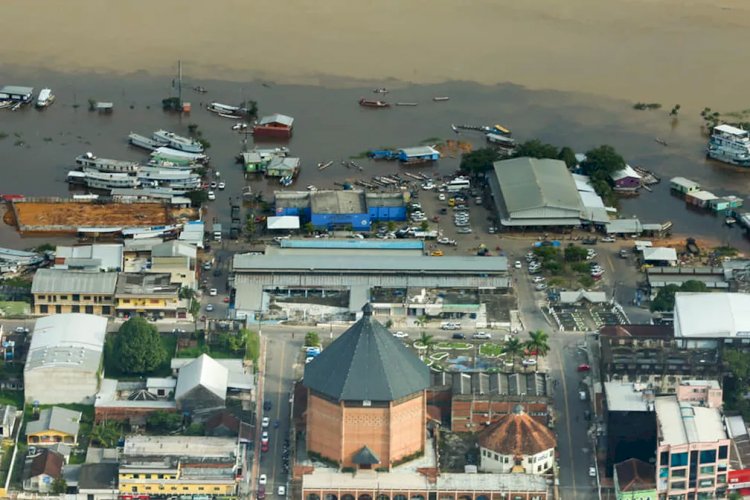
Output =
[
  {"x1": 418, "y1": 332, "x2": 436, "y2": 358},
  {"x1": 502, "y1": 337, "x2": 524, "y2": 364},
  {"x1": 525, "y1": 330, "x2": 550, "y2": 359},
  {"x1": 415, "y1": 315, "x2": 428, "y2": 329}
]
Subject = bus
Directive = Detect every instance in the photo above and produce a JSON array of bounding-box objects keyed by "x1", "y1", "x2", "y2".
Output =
[{"x1": 446, "y1": 177, "x2": 471, "y2": 192}]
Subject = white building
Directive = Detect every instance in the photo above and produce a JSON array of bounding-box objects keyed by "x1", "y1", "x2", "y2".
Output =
[
  {"x1": 674, "y1": 292, "x2": 750, "y2": 339},
  {"x1": 478, "y1": 405, "x2": 556, "y2": 475},
  {"x1": 24, "y1": 314, "x2": 107, "y2": 404}
]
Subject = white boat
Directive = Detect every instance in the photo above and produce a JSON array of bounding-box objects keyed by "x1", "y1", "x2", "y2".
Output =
[
  {"x1": 75, "y1": 152, "x2": 140, "y2": 173},
  {"x1": 67, "y1": 168, "x2": 139, "y2": 190},
  {"x1": 486, "y1": 132, "x2": 516, "y2": 148},
  {"x1": 707, "y1": 124, "x2": 750, "y2": 167},
  {"x1": 207, "y1": 102, "x2": 247, "y2": 117},
  {"x1": 129, "y1": 132, "x2": 163, "y2": 151},
  {"x1": 35, "y1": 88, "x2": 55, "y2": 108},
  {"x1": 122, "y1": 224, "x2": 180, "y2": 239},
  {"x1": 151, "y1": 146, "x2": 209, "y2": 165},
  {"x1": 152, "y1": 130, "x2": 204, "y2": 153},
  {"x1": 137, "y1": 167, "x2": 202, "y2": 189},
  {"x1": 146, "y1": 158, "x2": 197, "y2": 170}
]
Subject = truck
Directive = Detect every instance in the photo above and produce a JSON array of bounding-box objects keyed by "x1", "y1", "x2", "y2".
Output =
[{"x1": 213, "y1": 223, "x2": 223, "y2": 242}]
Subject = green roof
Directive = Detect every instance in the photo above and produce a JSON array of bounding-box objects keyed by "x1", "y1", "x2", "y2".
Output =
[{"x1": 304, "y1": 304, "x2": 430, "y2": 402}]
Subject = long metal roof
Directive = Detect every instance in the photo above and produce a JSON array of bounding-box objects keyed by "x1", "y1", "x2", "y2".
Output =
[
  {"x1": 304, "y1": 304, "x2": 429, "y2": 402},
  {"x1": 31, "y1": 269, "x2": 118, "y2": 294},
  {"x1": 233, "y1": 253, "x2": 507, "y2": 274}
]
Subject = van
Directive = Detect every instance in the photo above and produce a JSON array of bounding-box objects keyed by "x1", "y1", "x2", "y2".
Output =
[{"x1": 579, "y1": 390, "x2": 587, "y2": 401}]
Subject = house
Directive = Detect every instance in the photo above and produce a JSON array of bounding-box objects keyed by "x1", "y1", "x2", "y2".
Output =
[
  {"x1": 78, "y1": 462, "x2": 119, "y2": 499},
  {"x1": 94, "y1": 378, "x2": 177, "y2": 424},
  {"x1": 398, "y1": 146, "x2": 441, "y2": 163},
  {"x1": 26, "y1": 406, "x2": 82, "y2": 446},
  {"x1": 179, "y1": 220, "x2": 205, "y2": 249},
  {"x1": 118, "y1": 436, "x2": 241, "y2": 498},
  {"x1": 266, "y1": 156, "x2": 300, "y2": 177},
  {"x1": 174, "y1": 354, "x2": 229, "y2": 413},
  {"x1": 0, "y1": 85, "x2": 34, "y2": 103},
  {"x1": 31, "y1": 269, "x2": 118, "y2": 316},
  {"x1": 0, "y1": 404, "x2": 18, "y2": 439},
  {"x1": 53, "y1": 244, "x2": 124, "y2": 271},
  {"x1": 603, "y1": 382, "x2": 658, "y2": 473},
  {"x1": 478, "y1": 405, "x2": 556, "y2": 475},
  {"x1": 708, "y1": 195, "x2": 744, "y2": 213},
  {"x1": 22, "y1": 449, "x2": 64, "y2": 493},
  {"x1": 24, "y1": 314, "x2": 107, "y2": 404},
  {"x1": 114, "y1": 272, "x2": 187, "y2": 320},
  {"x1": 685, "y1": 190, "x2": 717, "y2": 208},
  {"x1": 253, "y1": 113, "x2": 294, "y2": 139},
  {"x1": 613, "y1": 458, "x2": 656, "y2": 500},
  {"x1": 611, "y1": 164, "x2": 642, "y2": 191},
  {"x1": 204, "y1": 410, "x2": 253, "y2": 441},
  {"x1": 674, "y1": 292, "x2": 750, "y2": 343},
  {"x1": 670, "y1": 177, "x2": 701, "y2": 196},
  {"x1": 489, "y1": 157, "x2": 584, "y2": 228},
  {"x1": 239, "y1": 151, "x2": 265, "y2": 173}
]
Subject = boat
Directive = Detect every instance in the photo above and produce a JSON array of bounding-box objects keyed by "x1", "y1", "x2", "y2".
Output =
[
  {"x1": 280, "y1": 175, "x2": 295, "y2": 187},
  {"x1": 75, "y1": 152, "x2": 140, "y2": 174},
  {"x1": 193, "y1": 86, "x2": 207, "y2": 93},
  {"x1": 486, "y1": 133, "x2": 516, "y2": 148},
  {"x1": 146, "y1": 159, "x2": 197, "y2": 170},
  {"x1": 707, "y1": 124, "x2": 750, "y2": 167},
  {"x1": 359, "y1": 98, "x2": 390, "y2": 108},
  {"x1": 451, "y1": 124, "x2": 459, "y2": 134},
  {"x1": 373, "y1": 88, "x2": 389, "y2": 94},
  {"x1": 655, "y1": 137, "x2": 668, "y2": 146},
  {"x1": 35, "y1": 88, "x2": 55, "y2": 108},
  {"x1": 492, "y1": 124, "x2": 512, "y2": 136},
  {"x1": 232, "y1": 123, "x2": 249, "y2": 131},
  {"x1": 67, "y1": 168, "x2": 139, "y2": 190},
  {"x1": 726, "y1": 216, "x2": 737, "y2": 226},
  {"x1": 129, "y1": 132, "x2": 163, "y2": 151},
  {"x1": 433, "y1": 96, "x2": 450, "y2": 102},
  {"x1": 122, "y1": 224, "x2": 180, "y2": 239},
  {"x1": 396, "y1": 102, "x2": 418, "y2": 107},
  {"x1": 152, "y1": 130, "x2": 204, "y2": 153},
  {"x1": 318, "y1": 161, "x2": 333, "y2": 171},
  {"x1": 151, "y1": 146, "x2": 209, "y2": 165},
  {"x1": 207, "y1": 102, "x2": 246, "y2": 118},
  {"x1": 137, "y1": 167, "x2": 202, "y2": 190}
]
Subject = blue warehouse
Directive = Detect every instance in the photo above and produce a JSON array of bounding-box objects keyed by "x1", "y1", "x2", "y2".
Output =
[{"x1": 274, "y1": 190, "x2": 407, "y2": 231}]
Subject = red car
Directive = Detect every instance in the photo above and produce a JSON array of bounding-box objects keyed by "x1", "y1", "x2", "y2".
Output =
[
  {"x1": 223, "y1": 297, "x2": 230, "y2": 303},
  {"x1": 261, "y1": 442, "x2": 269, "y2": 453},
  {"x1": 577, "y1": 363, "x2": 591, "y2": 372}
]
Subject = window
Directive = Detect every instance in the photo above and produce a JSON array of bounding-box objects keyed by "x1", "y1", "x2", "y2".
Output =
[
  {"x1": 85, "y1": 305, "x2": 94, "y2": 314},
  {"x1": 671, "y1": 481, "x2": 686, "y2": 490},
  {"x1": 60, "y1": 295, "x2": 68, "y2": 300},
  {"x1": 38, "y1": 295, "x2": 45, "y2": 300},
  {"x1": 83, "y1": 295, "x2": 90, "y2": 301},
  {"x1": 72, "y1": 294, "x2": 80, "y2": 301},
  {"x1": 699, "y1": 450, "x2": 716, "y2": 463},
  {"x1": 55, "y1": 305, "x2": 61, "y2": 313},
  {"x1": 72, "y1": 305, "x2": 80, "y2": 313},
  {"x1": 672, "y1": 469, "x2": 686, "y2": 478},
  {"x1": 719, "y1": 445, "x2": 728, "y2": 460},
  {"x1": 39, "y1": 305, "x2": 48, "y2": 314},
  {"x1": 698, "y1": 478, "x2": 714, "y2": 488},
  {"x1": 671, "y1": 453, "x2": 688, "y2": 467},
  {"x1": 660, "y1": 451, "x2": 669, "y2": 466},
  {"x1": 699, "y1": 465, "x2": 714, "y2": 475},
  {"x1": 102, "y1": 306, "x2": 111, "y2": 315}
]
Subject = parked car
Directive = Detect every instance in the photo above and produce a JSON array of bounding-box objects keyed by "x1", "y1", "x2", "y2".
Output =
[
  {"x1": 278, "y1": 486, "x2": 287, "y2": 497},
  {"x1": 532, "y1": 276, "x2": 545, "y2": 283},
  {"x1": 457, "y1": 227, "x2": 473, "y2": 234},
  {"x1": 535, "y1": 283, "x2": 548, "y2": 291},
  {"x1": 577, "y1": 363, "x2": 591, "y2": 372},
  {"x1": 522, "y1": 358, "x2": 537, "y2": 366},
  {"x1": 210, "y1": 181, "x2": 218, "y2": 189},
  {"x1": 218, "y1": 181, "x2": 226, "y2": 190},
  {"x1": 473, "y1": 332, "x2": 492, "y2": 340},
  {"x1": 452, "y1": 333, "x2": 466, "y2": 340},
  {"x1": 589, "y1": 466, "x2": 597, "y2": 478},
  {"x1": 393, "y1": 331, "x2": 409, "y2": 338},
  {"x1": 258, "y1": 486, "x2": 267, "y2": 499},
  {"x1": 441, "y1": 322, "x2": 461, "y2": 330},
  {"x1": 438, "y1": 193, "x2": 446, "y2": 201},
  {"x1": 262, "y1": 417, "x2": 270, "y2": 428},
  {"x1": 209, "y1": 288, "x2": 218, "y2": 296},
  {"x1": 14, "y1": 327, "x2": 29, "y2": 334},
  {"x1": 264, "y1": 400, "x2": 272, "y2": 411},
  {"x1": 259, "y1": 474, "x2": 268, "y2": 485},
  {"x1": 600, "y1": 236, "x2": 615, "y2": 242},
  {"x1": 514, "y1": 260, "x2": 522, "y2": 269},
  {"x1": 207, "y1": 191, "x2": 216, "y2": 200},
  {"x1": 431, "y1": 250, "x2": 445, "y2": 256},
  {"x1": 619, "y1": 249, "x2": 628, "y2": 258},
  {"x1": 261, "y1": 431, "x2": 269, "y2": 444}
]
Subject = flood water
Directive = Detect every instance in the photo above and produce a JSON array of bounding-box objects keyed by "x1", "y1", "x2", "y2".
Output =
[{"x1": 1, "y1": 67, "x2": 749, "y2": 251}]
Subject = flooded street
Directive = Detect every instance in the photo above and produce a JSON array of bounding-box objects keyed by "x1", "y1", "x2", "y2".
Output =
[{"x1": 1, "y1": 69, "x2": 749, "y2": 250}]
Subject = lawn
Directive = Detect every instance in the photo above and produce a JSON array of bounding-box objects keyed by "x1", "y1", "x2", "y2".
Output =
[
  {"x1": 479, "y1": 343, "x2": 506, "y2": 357},
  {"x1": 435, "y1": 341, "x2": 472, "y2": 350},
  {"x1": 0, "y1": 301, "x2": 30, "y2": 317}
]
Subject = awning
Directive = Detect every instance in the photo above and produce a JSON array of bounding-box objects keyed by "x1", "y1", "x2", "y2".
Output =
[{"x1": 267, "y1": 216, "x2": 300, "y2": 230}]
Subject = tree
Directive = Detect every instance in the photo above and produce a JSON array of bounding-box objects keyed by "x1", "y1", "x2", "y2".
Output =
[
  {"x1": 112, "y1": 317, "x2": 167, "y2": 374},
  {"x1": 90, "y1": 420, "x2": 121, "y2": 448},
  {"x1": 305, "y1": 331, "x2": 320, "y2": 347},
  {"x1": 650, "y1": 281, "x2": 708, "y2": 312},
  {"x1": 679, "y1": 280, "x2": 709, "y2": 293},
  {"x1": 525, "y1": 330, "x2": 550, "y2": 359},
  {"x1": 420, "y1": 220, "x2": 429, "y2": 232},
  {"x1": 303, "y1": 222, "x2": 315, "y2": 235},
  {"x1": 245, "y1": 216, "x2": 256, "y2": 236},
  {"x1": 186, "y1": 189, "x2": 208, "y2": 207},
  {"x1": 418, "y1": 332, "x2": 436, "y2": 357},
  {"x1": 557, "y1": 146, "x2": 578, "y2": 169},
  {"x1": 244, "y1": 329, "x2": 260, "y2": 368},
  {"x1": 146, "y1": 410, "x2": 183, "y2": 432},
  {"x1": 512, "y1": 140, "x2": 559, "y2": 160},
  {"x1": 387, "y1": 221, "x2": 396, "y2": 232},
  {"x1": 581, "y1": 145, "x2": 626, "y2": 178},
  {"x1": 459, "y1": 147, "x2": 502, "y2": 175},
  {"x1": 51, "y1": 477, "x2": 67, "y2": 495},
  {"x1": 415, "y1": 315, "x2": 428, "y2": 329},
  {"x1": 502, "y1": 337, "x2": 524, "y2": 363},
  {"x1": 564, "y1": 245, "x2": 589, "y2": 262}
]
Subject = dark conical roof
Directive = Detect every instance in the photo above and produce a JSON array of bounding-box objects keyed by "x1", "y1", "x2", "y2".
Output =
[
  {"x1": 353, "y1": 445, "x2": 381, "y2": 465},
  {"x1": 304, "y1": 303, "x2": 430, "y2": 402}
]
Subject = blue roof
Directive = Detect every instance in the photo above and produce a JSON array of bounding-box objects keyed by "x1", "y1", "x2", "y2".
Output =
[{"x1": 280, "y1": 239, "x2": 423, "y2": 250}]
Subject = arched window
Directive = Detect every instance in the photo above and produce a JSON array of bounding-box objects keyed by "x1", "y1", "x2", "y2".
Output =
[
  {"x1": 342, "y1": 494, "x2": 355, "y2": 500},
  {"x1": 359, "y1": 495, "x2": 373, "y2": 500},
  {"x1": 394, "y1": 494, "x2": 408, "y2": 500},
  {"x1": 411, "y1": 495, "x2": 425, "y2": 500},
  {"x1": 308, "y1": 495, "x2": 321, "y2": 500},
  {"x1": 377, "y1": 495, "x2": 390, "y2": 500},
  {"x1": 477, "y1": 495, "x2": 490, "y2": 500},
  {"x1": 325, "y1": 494, "x2": 338, "y2": 500}
]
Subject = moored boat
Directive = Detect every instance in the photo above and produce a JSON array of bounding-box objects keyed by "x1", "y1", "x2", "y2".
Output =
[
  {"x1": 152, "y1": 129, "x2": 204, "y2": 153},
  {"x1": 151, "y1": 146, "x2": 209, "y2": 165},
  {"x1": 75, "y1": 152, "x2": 140, "y2": 174},
  {"x1": 35, "y1": 88, "x2": 55, "y2": 108},
  {"x1": 707, "y1": 124, "x2": 750, "y2": 167},
  {"x1": 207, "y1": 102, "x2": 247, "y2": 118},
  {"x1": 359, "y1": 98, "x2": 390, "y2": 108},
  {"x1": 67, "y1": 168, "x2": 139, "y2": 191},
  {"x1": 129, "y1": 132, "x2": 163, "y2": 151}
]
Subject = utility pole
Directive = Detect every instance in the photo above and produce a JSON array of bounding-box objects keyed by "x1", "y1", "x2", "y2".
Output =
[{"x1": 177, "y1": 60, "x2": 183, "y2": 107}]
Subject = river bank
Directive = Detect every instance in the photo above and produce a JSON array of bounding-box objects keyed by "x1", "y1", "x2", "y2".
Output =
[{"x1": 0, "y1": 0, "x2": 749, "y2": 111}]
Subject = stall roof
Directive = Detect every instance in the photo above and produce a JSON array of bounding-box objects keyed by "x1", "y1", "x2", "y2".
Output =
[
  {"x1": 642, "y1": 247, "x2": 678, "y2": 262},
  {"x1": 267, "y1": 216, "x2": 300, "y2": 230}
]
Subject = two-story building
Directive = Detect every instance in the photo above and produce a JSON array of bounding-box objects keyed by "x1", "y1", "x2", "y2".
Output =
[
  {"x1": 114, "y1": 273, "x2": 186, "y2": 320},
  {"x1": 118, "y1": 435, "x2": 242, "y2": 498},
  {"x1": 150, "y1": 240, "x2": 198, "y2": 289},
  {"x1": 31, "y1": 269, "x2": 117, "y2": 316}
]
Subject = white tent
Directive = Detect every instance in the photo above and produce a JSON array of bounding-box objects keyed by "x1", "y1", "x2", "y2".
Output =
[{"x1": 267, "y1": 216, "x2": 300, "y2": 230}]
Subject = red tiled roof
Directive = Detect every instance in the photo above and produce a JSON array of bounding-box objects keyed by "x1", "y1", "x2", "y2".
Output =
[
  {"x1": 478, "y1": 407, "x2": 556, "y2": 456},
  {"x1": 615, "y1": 458, "x2": 656, "y2": 492}
]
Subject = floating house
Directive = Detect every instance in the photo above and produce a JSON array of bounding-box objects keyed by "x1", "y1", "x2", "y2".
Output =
[
  {"x1": 611, "y1": 164, "x2": 642, "y2": 191},
  {"x1": 266, "y1": 156, "x2": 300, "y2": 178},
  {"x1": 239, "y1": 151, "x2": 264, "y2": 173},
  {"x1": 685, "y1": 190, "x2": 717, "y2": 208},
  {"x1": 0, "y1": 85, "x2": 34, "y2": 104},
  {"x1": 398, "y1": 146, "x2": 441, "y2": 164},
  {"x1": 670, "y1": 177, "x2": 701, "y2": 196},
  {"x1": 253, "y1": 113, "x2": 294, "y2": 139},
  {"x1": 708, "y1": 195, "x2": 744, "y2": 213}
]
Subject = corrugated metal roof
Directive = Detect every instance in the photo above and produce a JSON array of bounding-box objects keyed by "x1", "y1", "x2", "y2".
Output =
[
  {"x1": 25, "y1": 314, "x2": 107, "y2": 372},
  {"x1": 491, "y1": 157, "x2": 583, "y2": 216},
  {"x1": 26, "y1": 407, "x2": 81, "y2": 437},
  {"x1": 606, "y1": 219, "x2": 643, "y2": 234},
  {"x1": 175, "y1": 354, "x2": 228, "y2": 401},
  {"x1": 32, "y1": 269, "x2": 118, "y2": 294},
  {"x1": 267, "y1": 216, "x2": 300, "y2": 230},
  {"x1": 280, "y1": 239, "x2": 423, "y2": 250},
  {"x1": 304, "y1": 304, "x2": 430, "y2": 401},
  {"x1": 259, "y1": 113, "x2": 294, "y2": 127}
]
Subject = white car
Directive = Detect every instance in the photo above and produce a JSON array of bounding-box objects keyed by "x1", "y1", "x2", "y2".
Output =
[
  {"x1": 259, "y1": 474, "x2": 268, "y2": 485},
  {"x1": 207, "y1": 191, "x2": 216, "y2": 200},
  {"x1": 205, "y1": 304, "x2": 215, "y2": 312},
  {"x1": 438, "y1": 193, "x2": 446, "y2": 201},
  {"x1": 522, "y1": 358, "x2": 537, "y2": 366},
  {"x1": 532, "y1": 276, "x2": 545, "y2": 283},
  {"x1": 600, "y1": 236, "x2": 615, "y2": 242},
  {"x1": 278, "y1": 486, "x2": 287, "y2": 496},
  {"x1": 14, "y1": 327, "x2": 29, "y2": 334},
  {"x1": 535, "y1": 283, "x2": 548, "y2": 291},
  {"x1": 441, "y1": 322, "x2": 461, "y2": 330},
  {"x1": 218, "y1": 181, "x2": 226, "y2": 190},
  {"x1": 209, "y1": 288, "x2": 218, "y2": 296},
  {"x1": 589, "y1": 466, "x2": 597, "y2": 478},
  {"x1": 393, "y1": 331, "x2": 409, "y2": 338},
  {"x1": 473, "y1": 332, "x2": 492, "y2": 340},
  {"x1": 514, "y1": 261, "x2": 522, "y2": 269},
  {"x1": 262, "y1": 417, "x2": 270, "y2": 428},
  {"x1": 261, "y1": 431, "x2": 269, "y2": 444}
]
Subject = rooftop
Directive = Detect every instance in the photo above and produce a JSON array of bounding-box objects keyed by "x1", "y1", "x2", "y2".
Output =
[
  {"x1": 122, "y1": 435, "x2": 237, "y2": 458},
  {"x1": 478, "y1": 405, "x2": 556, "y2": 456},
  {"x1": 599, "y1": 324, "x2": 674, "y2": 338},
  {"x1": 25, "y1": 314, "x2": 107, "y2": 372},
  {"x1": 23, "y1": 449, "x2": 63, "y2": 481},
  {"x1": 304, "y1": 304, "x2": 430, "y2": 402},
  {"x1": 31, "y1": 269, "x2": 118, "y2": 295},
  {"x1": 258, "y1": 113, "x2": 294, "y2": 127},
  {"x1": 604, "y1": 382, "x2": 654, "y2": 412},
  {"x1": 151, "y1": 240, "x2": 197, "y2": 259},
  {"x1": 115, "y1": 272, "x2": 180, "y2": 296},
  {"x1": 670, "y1": 177, "x2": 700, "y2": 189},
  {"x1": 174, "y1": 354, "x2": 229, "y2": 402},
  {"x1": 611, "y1": 164, "x2": 642, "y2": 182},
  {"x1": 78, "y1": 462, "x2": 118, "y2": 490},
  {"x1": 280, "y1": 239, "x2": 424, "y2": 250},
  {"x1": 674, "y1": 292, "x2": 750, "y2": 338},
  {"x1": 614, "y1": 458, "x2": 656, "y2": 493},
  {"x1": 26, "y1": 406, "x2": 81, "y2": 437},
  {"x1": 399, "y1": 146, "x2": 440, "y2": 157},
  {"x1": 655, "y1": 395, "x2": 727, "y2": 446},
  {"x1": 430, "y1": 371, "x2": 549, "y2": 398},
  {"x1": 642, "y1": 247, "x2": 678, "y2": 262},
  {"x1": 311, "y1": 190, "x2": 366, "y2": 214},
  {"x1": 54, "y1": 244, "x2": 124, "y2": 271},
  {"x1": 365, "y1": 192, "x2": 406, "y2": 207}
]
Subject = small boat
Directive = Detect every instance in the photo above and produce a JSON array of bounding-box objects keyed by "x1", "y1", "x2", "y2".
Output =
[
  {"x1": 207, "y1": 102, "x2": 246, "y2": 118},
  {"x1": 396, "y1": 102, "x2": 418, "y2": 107},
  {"x1": 726, "y1": 217, "x2": 737, "y2": 226},
  {"x1": 318, "y1": 161, "x2": 333, "y2": 171},
  {"x1": 75, "y1": 152, "x2": 140, "y2": 174},
  {"x1": 359, "y1": 98, "x2": 390, "y2": 108},
  {"x1": 307, "y1": 185, "x2": 318, "y2": 191},
  {"x1": 193, "y1": 86, "x2": 207, "y2": 93},
  {"x1": 35, "y1": 88, "x2": 55, "y2": 108},
  {"x1": 232, "y1": 123, "x2": 249, "y2": 131},
  {"x1": 655, "y1": 137, "x2": 668, "y2": 146},
  {"x1": 451, "y1": 124, "x2": 459, "y2": 134},
  {"x1": 433, "y1": 96, "x2": 450, "y2": 102},
  {"x1": 373, "y1": 88, "x2": 389, "y2": 94}
]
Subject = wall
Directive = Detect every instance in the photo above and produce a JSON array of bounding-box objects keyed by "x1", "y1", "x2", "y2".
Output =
[
  {"x1": 480, "y1": 447, "x2": 554, "y2": 474},
  {"x1": 368, "y1": 205, "x2": 407, "y2": 222},
  {"x1": 656, "y1": 440, "x2": 730, "y2": 496},
  {"x1": 311, "y1": 212, "x2": 371, "y2": 231},
  {"x1": 28, "y1": 429, "x2": 76, "y2": 445},
  {"x1": 615, "y1": 177, "x2": 641, "y2": 189},
  {"x1": 675, "y1": 384, "x2": 723, "y2": 408},
  {"x1": 33, "y1": 292, "x2": 114, "y2": 316},
  {"x1": 451, "y1": 399, "x2": 549, "y2": 432},
  {"x1": 95, "y1": 405, "x2": 176, "y2": 424},
  {"x1": 307, "y1": 393, "x2": 344, "y2": 464}
]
